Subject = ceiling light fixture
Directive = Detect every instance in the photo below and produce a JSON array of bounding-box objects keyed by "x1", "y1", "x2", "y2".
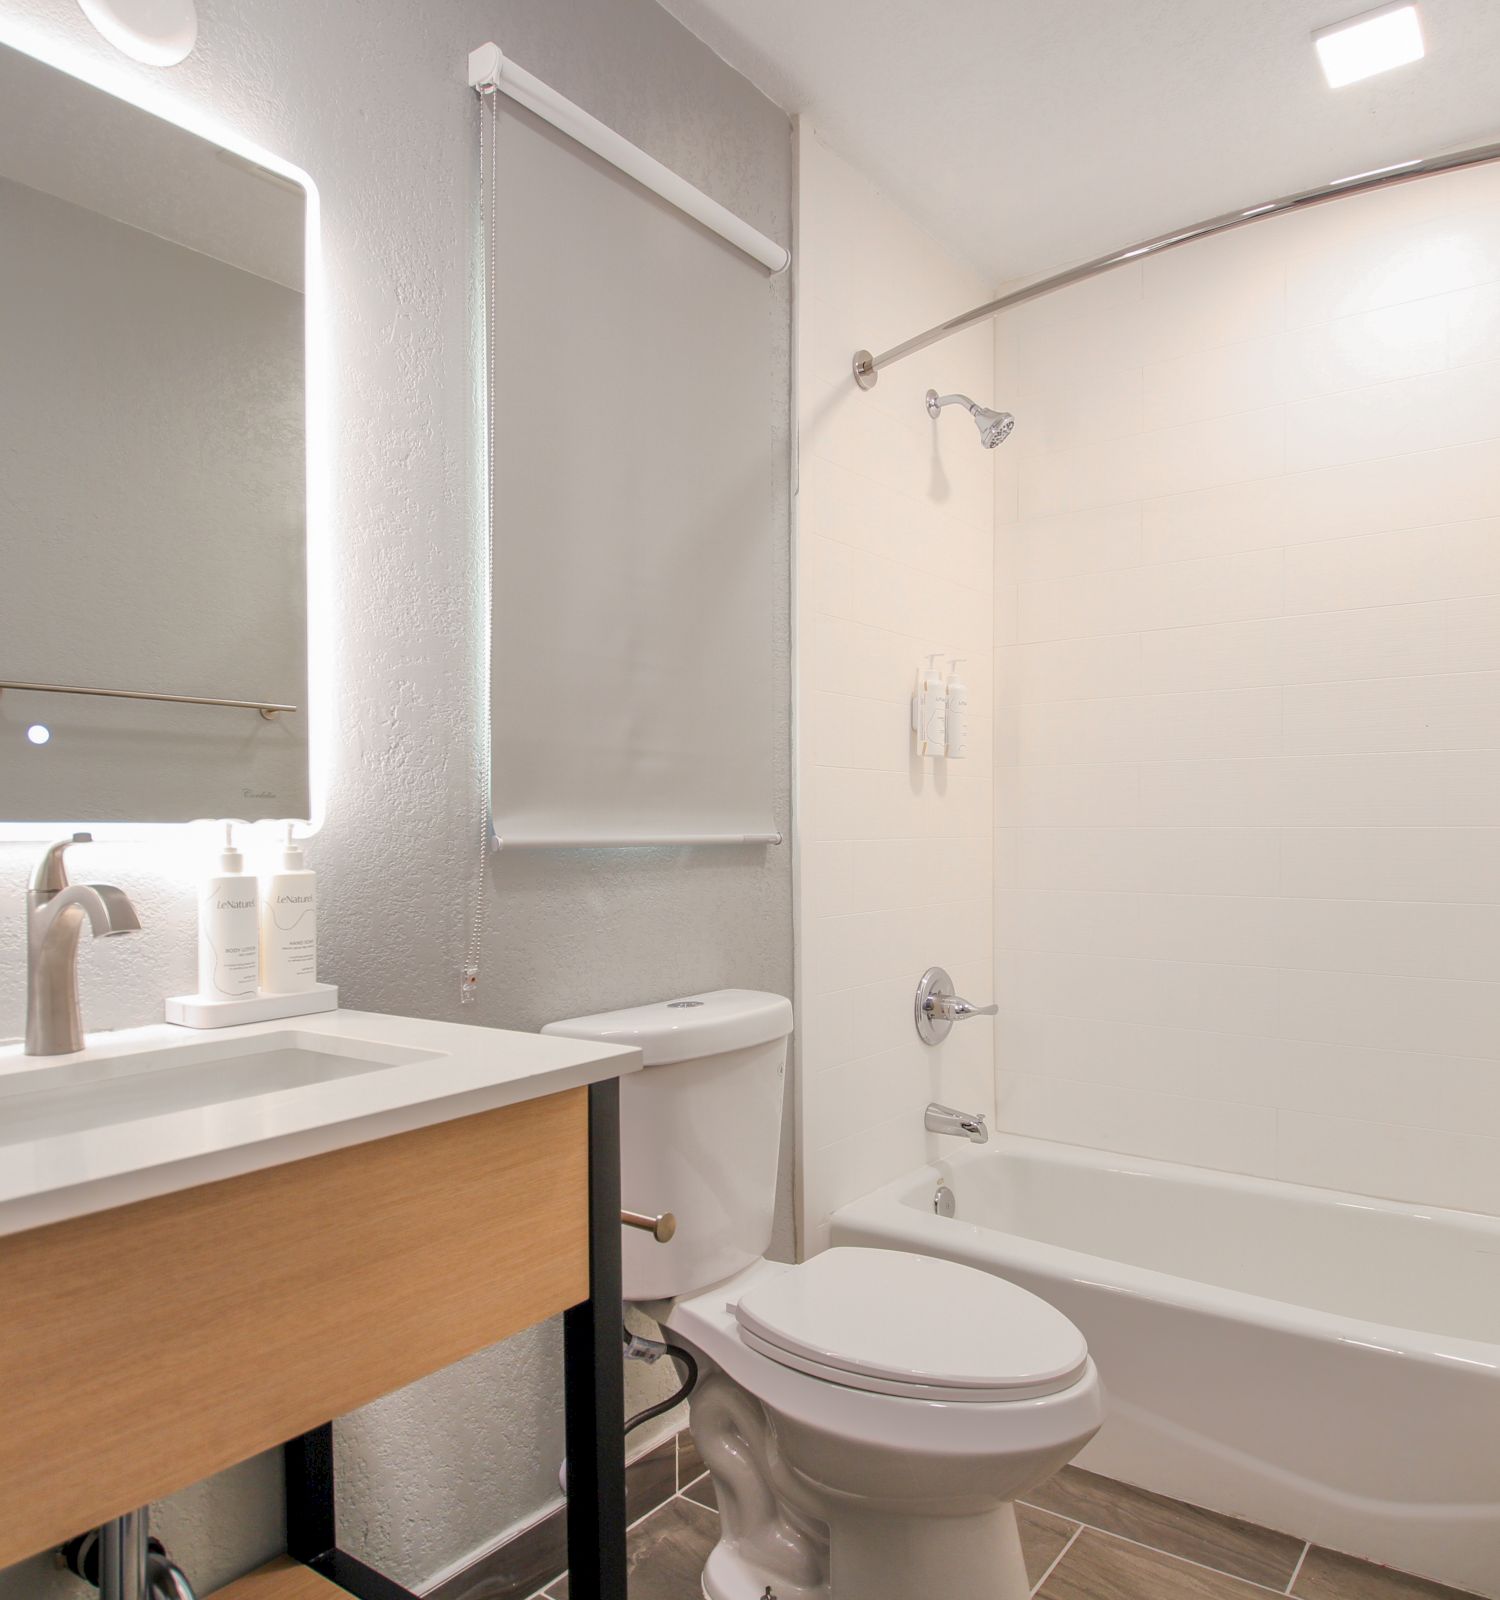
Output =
[
  {"x1": 1314, "y1": 4, "x2": 1425, "y2": 88},
  {"x1": 78, "y1": 0, "x2": 197, "y2": 67}
]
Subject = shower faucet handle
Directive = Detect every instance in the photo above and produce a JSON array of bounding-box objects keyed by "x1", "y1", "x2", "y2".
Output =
[
  {"x1": 931, "y1": 994, "x2": 998, "y2": 1021},
  {"x1": 914, "y1": 966, "x2": 997, "y2": 1044}
]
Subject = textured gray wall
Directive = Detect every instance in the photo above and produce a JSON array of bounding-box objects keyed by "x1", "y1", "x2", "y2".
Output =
[{"x1": 0, "y1": 0, "x2": 791, "y2": 1591}]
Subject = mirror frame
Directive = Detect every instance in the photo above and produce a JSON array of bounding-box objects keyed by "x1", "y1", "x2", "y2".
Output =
[{"x1": 0, "y1": 19, "x2": 327, "y2": 842}]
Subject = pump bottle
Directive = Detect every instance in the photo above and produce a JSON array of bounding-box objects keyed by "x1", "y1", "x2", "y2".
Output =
[
  {"x1": 198, "y1": 824, "x2": 259, "y2": 1001},
  {"x1": 260, "y1": 824, "x2": 318, "y2": 994}
]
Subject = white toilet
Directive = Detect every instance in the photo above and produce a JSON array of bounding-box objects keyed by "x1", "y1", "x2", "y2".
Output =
[{"x1": 543, "y1": 990, "x2": 1103, "y2": 1600}]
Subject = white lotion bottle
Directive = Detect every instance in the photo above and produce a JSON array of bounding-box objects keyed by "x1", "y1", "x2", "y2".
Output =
[
  {"x1": 945, "y1": 658, "x2": 969, "y2": 759},
  {"x1": 260, "y1": 824, "x2": 318, "y2": 994},
  {"x1": 198, "y1": 823, "x2": 259, "y2": 1002}
]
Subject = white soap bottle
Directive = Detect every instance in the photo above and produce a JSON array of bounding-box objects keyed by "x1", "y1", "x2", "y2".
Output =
[
  {"x1": 945, "y1": 658, "x2": 969, "y2": 759},
  {"x1": 198, "y1": 823, "x2": 259, "y2": 1002},
  {"x1": 260, "y1": 824, "x2": 318, "y2": 994},
  {"x1": 913, "y1": 653, "x2": 947, "y2": 755}
]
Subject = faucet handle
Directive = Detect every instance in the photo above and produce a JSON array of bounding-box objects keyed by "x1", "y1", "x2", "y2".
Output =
[
  {"x1": 30, "y1": 832, "x2": 93, "y2": 894},
  {"x1": 914, "y1": 966, "x2": 999, "y2": 1044}
]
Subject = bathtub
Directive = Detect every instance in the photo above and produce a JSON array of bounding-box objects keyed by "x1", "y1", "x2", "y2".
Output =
[{"x1": 831, "y1": 1134, "x2": 1500, "y2": 1598}]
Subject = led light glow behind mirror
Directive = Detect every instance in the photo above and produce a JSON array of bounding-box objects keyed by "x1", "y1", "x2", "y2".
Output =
[{"x1": 0, "y1": 20, "x2": 327, "y2": 842}]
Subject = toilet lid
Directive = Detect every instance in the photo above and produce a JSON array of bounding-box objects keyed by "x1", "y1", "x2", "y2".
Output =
[{"x1": 733, "y1": 1248, "x2": 1089, "y2": 1403}]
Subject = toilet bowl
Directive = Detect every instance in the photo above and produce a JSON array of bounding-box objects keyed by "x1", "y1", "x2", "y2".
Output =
[
  {"x1": 543, "y1": 991, "x2": 1102, "y2": 1600},
  {"x1": 661, "y1": 1252, "x2": 1102, "y2": 1600}
]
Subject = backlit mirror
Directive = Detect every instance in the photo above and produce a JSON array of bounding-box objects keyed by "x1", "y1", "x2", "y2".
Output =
[{"x1": 0, "y1": 41, "x2": 309, "y2": 826}]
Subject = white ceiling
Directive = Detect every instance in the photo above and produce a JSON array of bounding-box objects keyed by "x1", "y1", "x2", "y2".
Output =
[{"x1": 658, "y1": 0, "x2": 1500, "y2": 285}]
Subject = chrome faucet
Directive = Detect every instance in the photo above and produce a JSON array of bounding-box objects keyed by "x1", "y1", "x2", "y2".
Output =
[
  {"x1": 925, "y1": 1102, "x2": 990, "y2": 1144},
  {"x1": 914, "y1": 966, "x2": 998, "y2": 1044},
  {"x1": 25, "y1": 833, "x2": 141, "y2": 1055}
]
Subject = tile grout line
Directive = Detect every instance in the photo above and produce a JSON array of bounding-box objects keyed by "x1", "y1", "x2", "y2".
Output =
[
  {"x1": 1025, "y1": 1514, "x2": 1303, "y2": 1597},
  {"x1": 539, "y1": 1483, "x2": 716, "y2": 1600},
  {"x1": 681, "y1": 1475, "x2": 1301, "y2": 1600},
  {"x1": 1029, "y1": 1522, "x2": 1083, "y2": 1596},
  {"x1": 554, "y1": 1455, "x2": 1311, "y2": 1600},
  {"x1": 1285, "y1": 1541, "x2": 1311, "y2": 1595}
]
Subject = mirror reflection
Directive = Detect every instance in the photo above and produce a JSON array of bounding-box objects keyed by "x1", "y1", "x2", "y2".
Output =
[{"x1": 0, "y1": 42, "x2": 308, "y2": 824}]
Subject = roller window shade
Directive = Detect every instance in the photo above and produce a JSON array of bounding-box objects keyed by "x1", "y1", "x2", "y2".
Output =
[{"x1": 488, "y1": 107, "x2": 777, "y2": 848}]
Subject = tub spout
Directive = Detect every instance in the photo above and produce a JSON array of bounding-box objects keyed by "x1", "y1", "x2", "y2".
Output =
[{"x1": 925, "y1": 1103, "x2": 989, "y2": 1144}]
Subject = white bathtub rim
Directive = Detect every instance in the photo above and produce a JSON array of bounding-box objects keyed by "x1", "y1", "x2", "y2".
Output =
[{"x1": 832, "y1": 1133, "x2": 1500, "y2": 1377}]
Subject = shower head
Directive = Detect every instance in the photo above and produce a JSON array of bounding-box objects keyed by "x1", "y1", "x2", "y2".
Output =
[{"x1": 925, "y1": 389, "x2": 1016, "y2": 448}]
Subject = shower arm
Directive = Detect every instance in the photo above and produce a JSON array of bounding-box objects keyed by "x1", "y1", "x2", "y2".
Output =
[
  {"x1": 852, "y1": 136, "x2": 1500, "y2": 390},
  {"x1": 926, "y1": 391, "x2": 980, "y2": 418}
]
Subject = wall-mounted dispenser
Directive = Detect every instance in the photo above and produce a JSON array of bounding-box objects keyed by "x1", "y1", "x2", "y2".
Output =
[
  {"x1": 912, "y1": 654, "x2": 947, "y2": 756},
  {"x1": 945, "y1": 659, "x2": 968, "y2": 759}
]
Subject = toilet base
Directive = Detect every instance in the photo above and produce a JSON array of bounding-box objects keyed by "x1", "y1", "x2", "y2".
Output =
[
  {"x1": 701, "y1": 1501, "x2": 1030, "y2": 1600},
  {"x1": 689, "y1": 1366, "x2": 1046, "y2": 1600},
  {"x1": 824, "y1": 1502, "x2": 1029, "y2": 1599}
]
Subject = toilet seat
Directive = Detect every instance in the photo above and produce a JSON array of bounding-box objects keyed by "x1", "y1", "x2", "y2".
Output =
[{"x1": 732, "y1": 1247, "x2": 1089, "y2": 1404}]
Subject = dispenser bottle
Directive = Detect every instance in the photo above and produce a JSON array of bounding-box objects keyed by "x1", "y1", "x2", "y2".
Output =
[
  {"x1": 945, "y1": 658, "x2": 969, "y2": 759},
  {"x1": 259, "y1": 824, "x2": 318, "y2": 994},
  {"x1": 913, "y1": 653, "x2": 947, "y2": 755},
  {"x1": 198, "y1": 824, "x2": 259, "y2": 1001}
]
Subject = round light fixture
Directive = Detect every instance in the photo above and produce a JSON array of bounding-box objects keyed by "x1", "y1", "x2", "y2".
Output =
[
  {"x1": 78, "y1": 0, "x2": 198, "y2": 67},
  {"x1": 26, "y1": 724, "x2": 51, "y2": 746}
]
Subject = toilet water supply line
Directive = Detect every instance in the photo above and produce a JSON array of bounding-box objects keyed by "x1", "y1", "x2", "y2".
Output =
[
  {"x1": 560, "y1": 1332, "x2": 698, "y2": 1493},
  {"x1": 623, "y1": 1330, "x2": 699, "y2": 1441}
]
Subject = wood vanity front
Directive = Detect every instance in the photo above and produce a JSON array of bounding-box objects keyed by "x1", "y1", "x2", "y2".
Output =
[{"x1": 0, "y1": 1087, "x2": 587, "y2": 1569}]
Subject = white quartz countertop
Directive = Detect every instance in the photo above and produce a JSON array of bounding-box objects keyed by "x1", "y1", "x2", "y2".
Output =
[{"x1": 0, "y1": 1009, "x2": 640, "y2": 1238}]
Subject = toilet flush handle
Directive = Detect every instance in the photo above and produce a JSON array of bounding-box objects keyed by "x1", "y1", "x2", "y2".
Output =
[{"x1": 621, "y1": 1208, "x2": 677, "y2": 1244}]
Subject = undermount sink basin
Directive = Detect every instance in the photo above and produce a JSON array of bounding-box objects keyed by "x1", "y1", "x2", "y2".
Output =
[
  {"x1": 0, "y1": 1031, "x2": 439, "y2": 1146},
  {"x1": 0, "y1": 1008, "x2": 641, "y2": 1239}
]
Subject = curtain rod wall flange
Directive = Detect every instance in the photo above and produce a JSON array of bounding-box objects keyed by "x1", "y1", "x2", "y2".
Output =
[
  {"x1": 852, "y1": 138, "x2": 1500, "y2": 387},
  {"x1": 467, "y1": 41, "x2": 790, "y2": 275}
]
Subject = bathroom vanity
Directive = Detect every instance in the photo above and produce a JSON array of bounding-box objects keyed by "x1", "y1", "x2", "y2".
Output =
[{"x1": 0, "y1": 1012, "x2": 641, "y2": 1599}]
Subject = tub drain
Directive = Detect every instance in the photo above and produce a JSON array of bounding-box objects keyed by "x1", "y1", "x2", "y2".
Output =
[{"x1": 933, "y1": 1183, "x2": 956, "y2": 1217}]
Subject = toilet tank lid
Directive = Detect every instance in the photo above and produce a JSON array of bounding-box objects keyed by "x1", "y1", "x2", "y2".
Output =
[{"x1": 542, "y1": 989, "x2": 792, "y2": 1067}]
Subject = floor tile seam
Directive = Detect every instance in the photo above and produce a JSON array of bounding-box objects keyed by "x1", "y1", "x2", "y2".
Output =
[
  {"x1": 1284, "y1": 1542, "x2": 1312, "y2": 1596},
  {"x1": 1030, "y1": 1523, "x2": 1084, "y2": 1596},
  {"x1": 1048, "y1": 1519, "x2": 1304, "y2": 1595},
  {"x1": 627, "y1": 1490, "x2": 688, "y2": 1534},
  {"x1": 523, "y1": 1484, "x2": 717, "y2": 1600}
]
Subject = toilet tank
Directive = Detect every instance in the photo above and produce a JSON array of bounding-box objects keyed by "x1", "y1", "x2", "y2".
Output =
[{"x1": 542, "y1": 990, "x2": 792, "y2": 1300}]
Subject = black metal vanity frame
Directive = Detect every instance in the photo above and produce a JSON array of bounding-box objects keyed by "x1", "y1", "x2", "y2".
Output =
[{"x1": 281, "y1": 1081, "x2": 628, "y2": 1600}]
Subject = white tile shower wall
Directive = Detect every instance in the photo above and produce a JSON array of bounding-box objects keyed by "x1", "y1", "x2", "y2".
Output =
[
  {"x1": 993, "y1": 163, "x2": 1500, "y2": 1216},
  {"x1": 796, "y1": 126, "x2": 996, "y2": 1252}
]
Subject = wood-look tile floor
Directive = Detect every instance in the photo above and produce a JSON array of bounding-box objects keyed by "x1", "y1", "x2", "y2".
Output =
[{"x1": 530, "y1": 1458, "x2": 1485, "y2": 1600}]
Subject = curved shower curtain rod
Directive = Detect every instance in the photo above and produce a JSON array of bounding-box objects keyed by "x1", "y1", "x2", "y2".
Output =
[{"x1": 851, "y1": 137, "x2": 1500, "y2": 389}]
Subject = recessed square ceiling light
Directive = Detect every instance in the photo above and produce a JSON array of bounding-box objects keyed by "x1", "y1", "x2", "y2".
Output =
[{"x1": 1314, "y1": 4, "x2": 1426, "y2": 88}]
